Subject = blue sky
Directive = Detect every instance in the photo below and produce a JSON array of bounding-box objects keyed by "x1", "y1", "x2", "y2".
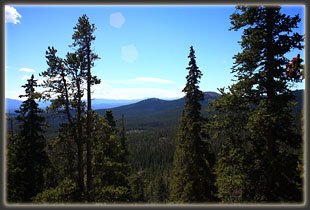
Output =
[{"x1": 5, "y1": 5, "x2": 305, "y2": 100}]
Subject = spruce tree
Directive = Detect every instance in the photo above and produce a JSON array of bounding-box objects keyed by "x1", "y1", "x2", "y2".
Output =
[
  {"x1": 119, "y1": 114, "x2": 129, "y2": 163},
  {"x1": 154, "y1": 175, "x2": 168, "y2": 203},
  {"x1": 91, "y1": 111, "x2": 131, "y2": 202},
  {"x1": 208, "y1": 84, "x2": 252, "y2": 202},
  {"x1": 212, "y1": 6, "x2": 303, "y2": 202},
  {"x1": 7, "y1": 75, "x2": 48, "y2": 202},
  {"x1": 169, "y1": 46, "x2": 215, "y2": 202}
]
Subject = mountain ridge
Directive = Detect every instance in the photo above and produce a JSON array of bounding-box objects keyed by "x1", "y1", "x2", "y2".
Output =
[
  {"x1": 6, "y1": 90, "x2": 303, "y2": 138},
  {"x1": 95, "y1": 90, "x2": 304, "y2": 129},
  {"x1": 95, "y1": 91, "x2": 220, "y2": 128},
  {"x1": 5, "y1": 98, "x2": 143, "y2": 113}
]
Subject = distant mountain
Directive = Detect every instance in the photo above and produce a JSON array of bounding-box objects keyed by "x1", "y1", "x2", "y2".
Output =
[
  {"x1": 291, "y1": 89, "x2": 304, "y2": 113},
  {"x1": 5, "y1": 98, "x2": 51, "y2": 113},
  {"x1": 96, "y1": 91, "x2": 220, "y2": 116},
  {"x1": 6, "y1": 90, "x2": 303, "y2": 135},
  {"x1": 95, "y1": 91, "x2": 221, "y2": 128},
  {"x1": 95, "y1": 90, "x2": 304, "y2": 129},
  {"x1": 5, "y1": 98, "x2": 141, "y2": 113},
  {"x1": 91, "y1": 99, "x2": 142, "y2": 110},
  {"x1": 5, "y1": 99, "x2": 21, "y2": 113}
]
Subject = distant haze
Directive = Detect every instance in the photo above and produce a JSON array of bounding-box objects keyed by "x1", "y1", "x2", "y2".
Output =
[{"x1": 5, "y1": 91, "x2": 219, "y2": 113}]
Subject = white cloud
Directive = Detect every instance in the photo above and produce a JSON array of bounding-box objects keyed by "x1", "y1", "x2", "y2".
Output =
[
  {"x1": 5, "y1": 6, "x2": 22, "y2": 24},
  {"x1": 95, "y1": 87, "x2": 183, "y2": 100},
  {"x1": 108, "y1": 77, "x2": 176, "y2": 85},
  {"x1": 130, "y1": 77, "x2": 176, "y2": 84},
  {"x1": 122, "y1": 45, "x2": 138, "y2": 63},
  {"x1": 21, "y1": 75, "x2": 31, "y2": 80},
  {"x1": 110, "y1": 12, "x2": 125, "y2": 28},
  {"x1": 37, "y1": 79, "x2": 44, "y2": 85},
  {"x1": 20, "y1": 67, "x2": 35, "y2": 73},
  {"x1": 91, "y1": 81, "x2": 183, "y2": 99},
  {"x1": 5, "y1": 89, "x2": 25, "y2": 99}
]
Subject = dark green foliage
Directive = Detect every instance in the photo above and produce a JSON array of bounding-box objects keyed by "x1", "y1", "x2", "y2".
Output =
[
  {"x1": 170, "y1": 113, "x2": 215, "y2": 202},
  {"x1": 104, "y1": 110, "x2": 116, "y2": 128},
  {"x1": 6, "y1": 114, "x2": 15, "y2": 137},
  {"x1": 153, "y1": 173, "x2": 169, "y2": 203},
  {"x1": 71, "y1": 14, "x2": 101, "y2": 195},
  {"x1": 125, "y1": 125, "x2": 176, "y2": 203},
  {"x1": 70, "y1": 14, "x2": 100, "y2": 89},
  {"x1": 46, "y1": 123, "x2": 78, "y2": 183},
  {"x1": 170, "y1": 47, "x2": 215, "y2": 202},
  {"x1": 210, "y1": 6, "x2": 304, "y2": 203},
  {"x1": 183, "y1": 47, "x2": 204, "y2": 120},
  {"x1": 32, "y1": 178, "x2": 79, "y2": 203},
  {"x1": 40, "y1": 14, "x2": 102, "y2": 196},
  {"x1": 95, "y1": 92, "x2": 220, "y2": 130},
  {"x1": 119, "y1": 114, "x2": 129, "y2": 163},
  {"x1": 208, "y1": 85, "x2": 252, "y2": 202},
  {"x1": 93, "y1": 186, "x2": 130, "y2": 203},
  {"x1": 7, "y1": 75, "x2": 49, "y2": 202},
  {"x1": 91, "y1": 112, "x2": 131, "y2": 202},
  {"x1": 215, "y1": 140, "x2": 249, "y2": 202},
  {"x1": 41, "y1": 46, "x2": 87, "y2": 195},
  {"x1": 128, "y1": 171, "x2": 146, "y2": 202},
  {"x1": 127, "y1": 127, "x2": 176, "y2": 170}
]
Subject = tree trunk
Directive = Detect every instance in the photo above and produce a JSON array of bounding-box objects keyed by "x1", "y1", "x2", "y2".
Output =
[
  {"x1": 265, "y1": 8, "x2": 276, "y2": 201},
  {"x1": 63, "y1": 70, "x2": 85, "y2": 195},
  {"x1": 77, "y1": 80, "x2": 85, "y2": 194},
  {"x1": 86, "y1": 44, "x2": 93, "y2": 198},
  {"x1": 77, "y1": 142, "x2": 85, "y2": 194}
]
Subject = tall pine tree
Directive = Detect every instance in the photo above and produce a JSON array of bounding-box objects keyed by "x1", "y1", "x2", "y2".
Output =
[
  {"x1": 169, "y1": 46, "x2": 215, "y2": 202},
  {"x1": 7, "y1": 75, "x2": 49, "y2": 202},
  {"x1": 71, "y1": 14, "x2": 100, "y2": 195},
  {"x1": 213, "y1": 6, "x2": 304, "y2": 202},
  {"x1": 41, "y1": 46, "x2": 86, "y2": 196}
]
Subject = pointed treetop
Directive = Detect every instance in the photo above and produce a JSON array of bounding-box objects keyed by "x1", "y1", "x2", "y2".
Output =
[
  {"x1": 182, "y1": 46, "x2": 204, "y2": 119},
  {"x1": 19, "y1": 74, "x2": 41, "y2": 100},
  {"x1": 71, "y1": 14, "x2": 96, "y2": 48}
]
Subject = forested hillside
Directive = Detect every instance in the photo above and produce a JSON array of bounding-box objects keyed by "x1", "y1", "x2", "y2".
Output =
[{"x1": 96, "y1": 91, "x2": 220, "y2": 129}]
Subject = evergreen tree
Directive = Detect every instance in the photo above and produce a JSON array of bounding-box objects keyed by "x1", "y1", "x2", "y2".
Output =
[
  {"x1": 208, "y1": 84, "x2": 252, "y2": 202},
  {"x1": 129, "y1": 171, "x2": 146, "y2": 202},
  {"x1": 104, "y1": 110, "x2": 116, "y2": 128},
  {"x1": 32, "y1": 178, "x2": 79, "y2": 203},
  {"x1": 7, "y1": 75, "x2": 49, "y2": 202},
  {"x1": 119, "y1": 114, "x2": 129, "y2": 163},
  {"x1": 169, "y1": 46, "x2": 215, "y2": 202},
  {"x1": 71, "y1": 14, "x2": 100, "y2": 195},
  {"x1": 7, "y1": 113, "x2": 15, "y2": 137},
  {"x1": 212, "y1": 6, "x2": 303, "y2": 202},
  {"x1": 91, "y1": 111, "x2": 131, "y2": 202},
  {"x1": 117, "y1": 114, "x2": 131, "y2": 184},
  {"x1": 154, "y1": 175, "x2": 168, "y2": 203},
  {"x1": 41, "y1": 46, "x2": 86, "y2": 196},
  {"x1": 65, "y1": 51, "x2": 87, "y2": 195}
]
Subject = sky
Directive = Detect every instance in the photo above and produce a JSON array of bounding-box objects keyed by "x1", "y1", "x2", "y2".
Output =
[{"x1": 5, "y1": 5, "x2": 305, "y2": 100}]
